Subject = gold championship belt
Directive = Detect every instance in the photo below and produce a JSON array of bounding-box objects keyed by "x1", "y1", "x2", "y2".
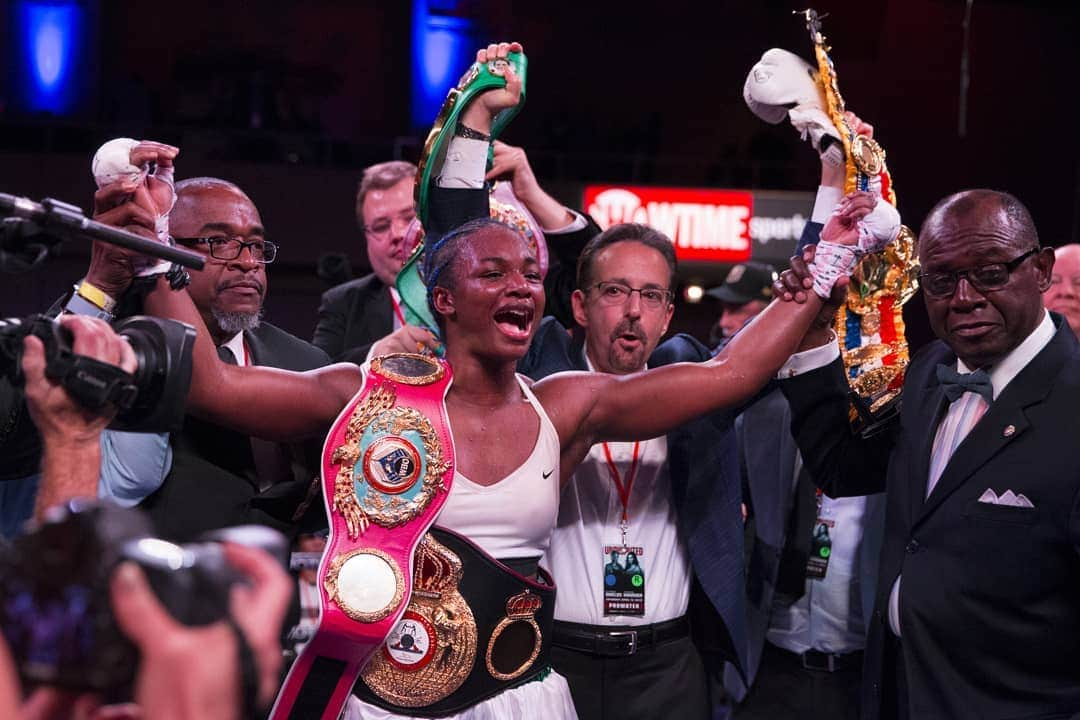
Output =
[
  {"x1": 361, "y1": 531, "x2": 478, "y2": 707},
  {"x1": 800, "y1": 9, "x2": 920, "y2": 430},
  {"x1": 357, "y1": 526, "x2": 557, "y2": 716}
]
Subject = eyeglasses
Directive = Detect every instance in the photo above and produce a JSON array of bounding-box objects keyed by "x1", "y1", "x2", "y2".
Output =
[
  {"x1": 364, "y1": 209, "x2": 417, "y2": 238},
  {"x1": 590, "y1": 281, "x2": 673, "y2": 309},
  {"x1": 173, "y1": 236, "x2": 277, "y2": 264},
  {"x1": 918, "y1": 248, "x2": 1038, "y2": 298}
]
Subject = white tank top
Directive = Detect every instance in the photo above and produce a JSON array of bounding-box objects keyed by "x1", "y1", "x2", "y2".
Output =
[{"x1": 436, "y1": 375, "x2": 561, "y2": 560}]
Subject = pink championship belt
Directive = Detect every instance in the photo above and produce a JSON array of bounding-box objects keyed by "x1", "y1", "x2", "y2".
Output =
[{"x1": 270, "y1": 353, "x2": 455, "y2": 720}]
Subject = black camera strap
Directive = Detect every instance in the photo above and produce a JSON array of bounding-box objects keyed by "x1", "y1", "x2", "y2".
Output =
[{"x1": 225, "y1": 616, "x2": 263, "y2": 720}]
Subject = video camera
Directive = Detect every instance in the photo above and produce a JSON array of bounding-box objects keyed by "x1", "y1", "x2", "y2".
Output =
[
  {"x1": 0, "y1": 190, "x2": 209, "y2": 434},
  {"x1": 0, "y1": 501, "x2": 288, "y2": 693},
  {"x1": 0, "y1": 313, "x2": 195, "y2": 433}
]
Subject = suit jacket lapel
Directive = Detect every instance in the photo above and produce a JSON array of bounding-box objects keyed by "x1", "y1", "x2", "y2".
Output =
[
  {"x1": 909, "y1": 376, "x2": 948, "y2": 525},
  {"x1": 913, "y1": 323, "x2": 1072, "y2": 527},
  {"x1": 243, "y1": 328, "x2": 265, "y2": 365},
  {"x1": 357, "y1": 279, "x2": 393, "y2": 345}
]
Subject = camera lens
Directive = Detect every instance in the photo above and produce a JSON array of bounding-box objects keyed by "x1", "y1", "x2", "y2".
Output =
[{"x1": 107, "y1": 316, "x2": 195, "y2": 433}]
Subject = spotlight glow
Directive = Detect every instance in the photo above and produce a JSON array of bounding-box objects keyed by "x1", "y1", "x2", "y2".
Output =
[
  {"x1": 412, "y1": 0, "x2": 473, "y2": 128},
  {"x1": 16, "y1": 1, "x2": 83, "y2": 113}
]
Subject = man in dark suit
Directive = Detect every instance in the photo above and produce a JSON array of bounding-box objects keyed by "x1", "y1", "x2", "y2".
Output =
[
  {"x1": 311, "y1": 160, "x2": 417, "y2": 364},
  {"x1": 82, "y1": 176, "x2": 329, "y2": 539},
  {"x1": 520, "y1": 224, "x2": 747, "y2": 720},
  {"x1": 779, "y1": 189, "x2": 1080, "y2": 719}
]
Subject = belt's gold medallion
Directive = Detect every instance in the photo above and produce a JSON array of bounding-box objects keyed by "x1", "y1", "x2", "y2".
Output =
[
  {"x1": 850, "y1": 134, "x2": 885, "y2": 176},
  {"x1": 363, "y1": 534, "x2": 478, "y2": 706},
  {"x1": 485, "y1": 590, "x2": 543, "y2": 681},
  {"x1": 330, "y1": 359, "x2": 451, "y2": 540}
]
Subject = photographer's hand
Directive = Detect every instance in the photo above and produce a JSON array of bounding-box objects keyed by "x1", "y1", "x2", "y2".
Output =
[
  {"x1": 110, "y1": 563, "x2": 241, "y2": 720},
  {"x1": 24, "y1": 316, "x2": 137, "y2": 521},
  {"x1": 223, "y1": 544, "x2": 293, "y2": 710},
  {"x1": 109, "y1": 544, "x2": 291, "y2": 720}
]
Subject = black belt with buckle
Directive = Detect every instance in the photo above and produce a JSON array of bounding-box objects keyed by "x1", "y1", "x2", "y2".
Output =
[
  {"x1": 552, "y1": 616, "x2": 689, "y2": 657},
  {"x1": 769, "y1": 644, "x2": 863, "y2": 673}
]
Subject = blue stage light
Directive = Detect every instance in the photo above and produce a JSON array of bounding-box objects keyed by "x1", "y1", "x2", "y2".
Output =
[
  {"x1": 15, "y1": 1, "x2": 84, "y2": 114},
  {"x1": 411, "y1": 0, "x2": 473, "y2": 129}
]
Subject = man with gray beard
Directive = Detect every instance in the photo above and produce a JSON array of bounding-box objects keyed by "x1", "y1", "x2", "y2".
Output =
[{"x1": 96, "y1": 177, "x2": 330, "y2": 539}]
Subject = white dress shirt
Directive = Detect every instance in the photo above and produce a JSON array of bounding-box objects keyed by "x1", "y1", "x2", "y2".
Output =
[
  {"x1": 766, "y1": 488, "x2": 870, "y2": 655},
  {"x1": 543, "y1": 354, "x2": 692, "y2": 626},
  {"x1": 220, "y1": 331, "x2": 248, "y2": 366}
]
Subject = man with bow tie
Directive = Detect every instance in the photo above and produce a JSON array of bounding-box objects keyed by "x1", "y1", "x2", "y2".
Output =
[{"x1": 776, "y1": 189, "x2": 1080, "y2": 719}]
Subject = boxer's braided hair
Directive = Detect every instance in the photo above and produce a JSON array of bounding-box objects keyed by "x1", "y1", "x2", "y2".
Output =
[{"x1": 423, "y1": 217, "x2": 524, "y2": 326}]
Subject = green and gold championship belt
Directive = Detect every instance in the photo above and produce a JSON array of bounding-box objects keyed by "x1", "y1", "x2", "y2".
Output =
[
  {"x1": 398, "y1": 50, "x2": 528, "y2": 335},
  {"x1": 800, "y1": 9, "x2": 920, "y2": 430}
]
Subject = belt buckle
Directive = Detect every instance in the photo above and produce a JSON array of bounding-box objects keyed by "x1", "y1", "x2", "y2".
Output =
[
  {"x1": 801, "y1": 651, "x2": 836, "y2": 672},
  {"x1": 607, "y1": 630, "x2": 638, "y2": 656}
]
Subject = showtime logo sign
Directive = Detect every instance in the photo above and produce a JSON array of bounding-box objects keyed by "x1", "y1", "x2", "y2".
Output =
[{"x1": 584, "y1": 185, "x2": 753, "y2": 263}]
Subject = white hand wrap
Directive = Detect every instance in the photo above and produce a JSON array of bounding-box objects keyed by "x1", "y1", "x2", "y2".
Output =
[
  {"x1": 810, "y1": 240, "x2": 860, "y2": 299},
  {"x1": 92, "y1": 137, "x2": 146, "y2": 186},
  {"x1": 856, "y1": 199, "x2": 902, "y2": 254},
  {"x1": 92, "y1": 138, "x2": 175, "y2": 276}
]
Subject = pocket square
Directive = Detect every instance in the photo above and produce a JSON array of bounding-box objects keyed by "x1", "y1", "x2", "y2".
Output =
[{"x1": 978, "y1": 488, "x2": 1034, "y2": 508}]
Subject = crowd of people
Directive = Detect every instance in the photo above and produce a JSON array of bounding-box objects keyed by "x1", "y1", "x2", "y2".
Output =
[{"x1": 1, "y1": 37, "x2": 1078, "y2": 720}]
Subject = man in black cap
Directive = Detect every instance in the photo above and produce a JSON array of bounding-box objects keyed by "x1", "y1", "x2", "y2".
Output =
[{"x1": 708, "y1": 261, "x2": 778, "y2": 345}]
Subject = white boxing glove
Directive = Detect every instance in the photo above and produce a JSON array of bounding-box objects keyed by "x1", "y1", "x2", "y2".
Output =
[
  {"x1": 744, "y1": 48, "x2": 843, "y2": 165},
  {"x1": 744, "y1": 49, "x2": 821, "y2": 123}
]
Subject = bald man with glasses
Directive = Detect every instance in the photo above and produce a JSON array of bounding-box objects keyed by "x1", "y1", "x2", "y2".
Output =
[
  {"x1": 81, "y1": 174, "x2": 330, "y2": 539},
  {"x1": 776, "y1": 189, "x2": 1080, "y2": 719}
]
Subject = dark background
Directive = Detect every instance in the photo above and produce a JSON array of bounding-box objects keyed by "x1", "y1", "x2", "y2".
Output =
[{"x1": 1, "y1": 0, "x2": 1077, "y2": 346}]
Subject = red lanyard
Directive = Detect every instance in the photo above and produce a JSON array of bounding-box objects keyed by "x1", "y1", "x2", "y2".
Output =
[
  {"x1": 602, "y1": 441, "x2": 640, "y2": 525},
  {"x1": 390, "y1": 288, "x2": 405, "y2": 327}
]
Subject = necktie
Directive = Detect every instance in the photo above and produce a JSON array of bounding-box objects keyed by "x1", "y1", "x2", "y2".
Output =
[{"x1": 935, "y1": 364, "x2": 993, "y2": 403}]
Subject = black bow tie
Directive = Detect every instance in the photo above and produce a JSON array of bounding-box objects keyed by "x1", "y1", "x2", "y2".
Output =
[{"x1": 935, "y1": 364, "x2": 993, "y2": 403}]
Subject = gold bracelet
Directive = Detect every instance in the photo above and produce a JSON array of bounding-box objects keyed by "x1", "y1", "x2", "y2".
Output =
[{"x1": 75, "y1": 279, "x2": 117, "y2": 313}]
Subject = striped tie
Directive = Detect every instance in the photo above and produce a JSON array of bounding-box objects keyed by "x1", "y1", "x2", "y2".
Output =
[{"x1": 926, "y1": 390, "x2": 988, "y2": 497}]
